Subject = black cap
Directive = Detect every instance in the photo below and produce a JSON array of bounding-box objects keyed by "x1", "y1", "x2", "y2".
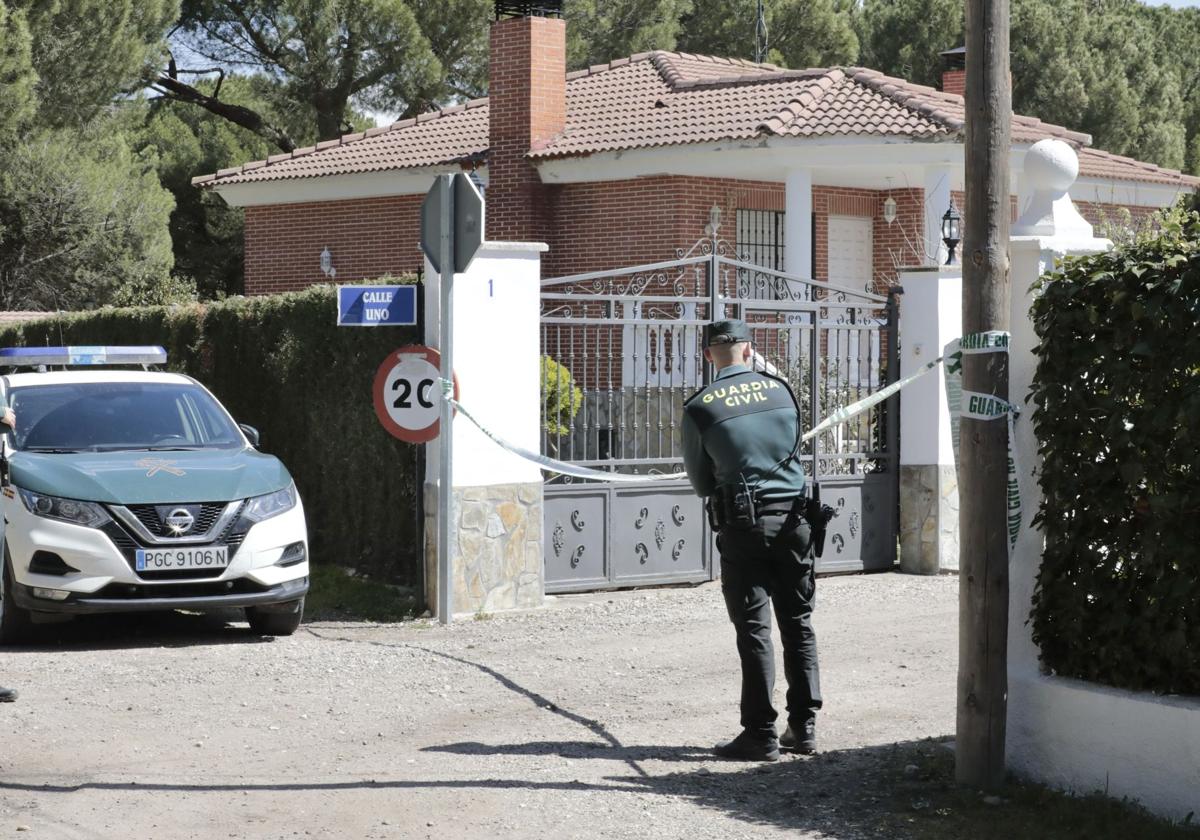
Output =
[{"x1": 704, "y1": 319, "x2": 751, "y2": 347}]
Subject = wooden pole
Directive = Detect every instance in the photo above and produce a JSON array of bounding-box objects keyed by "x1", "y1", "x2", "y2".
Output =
[{"x1": 957, "y1": 0, "x2": 1011, "y2": 791}]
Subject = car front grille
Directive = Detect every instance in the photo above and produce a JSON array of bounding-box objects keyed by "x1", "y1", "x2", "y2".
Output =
[
  {"x1": 92, "y1": 578, "x2": 270, "y2": 600},
  {"x1": 101, "y1": 504, "x2": 250, "y2": 582},
  {"x1": 126, "y1": 502, "x2": 227, "y2": 538}
]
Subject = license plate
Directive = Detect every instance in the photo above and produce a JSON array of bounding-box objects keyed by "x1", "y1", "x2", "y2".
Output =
[{"x1": 135, "y1": 546, "x2": 229, "y2": 572}]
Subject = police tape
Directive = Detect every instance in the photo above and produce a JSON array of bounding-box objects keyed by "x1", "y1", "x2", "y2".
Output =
[
  {"x1": 942, "y1": 332, "x2": 1021, "y2": 557},
  {"x1": 438, "y1": 386, "x2": 682, "y2": 483},
  {"x1": 438, "y1": 355, "x2": 947, "y2": 484}
]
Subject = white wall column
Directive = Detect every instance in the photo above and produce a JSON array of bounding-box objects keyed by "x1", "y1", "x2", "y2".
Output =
[
  {"x1": 784, "y1": 168, "x2": 813, "y2": 279},
  {"x1": 422, "y1": 242, "x2": 547, "y2": 616},
  {"x1": 897, "y1": 265, "x2": 962, "y2": 574},
  {"x1": 923, "y1": 165, "x2": 953, "y2": 266}
]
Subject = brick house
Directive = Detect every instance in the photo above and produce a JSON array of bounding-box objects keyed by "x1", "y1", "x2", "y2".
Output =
[{"x1": 194, "y1": 11, "x2": 1199, "y2": 296}]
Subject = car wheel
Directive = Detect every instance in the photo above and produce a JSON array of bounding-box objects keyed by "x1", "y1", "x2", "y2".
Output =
[
  {"x1": 245, "y1": 597, "x2": 304, "y2": 636},
  {"x1": 0, "y1": 545, "x2": 34, "y2": 645}
]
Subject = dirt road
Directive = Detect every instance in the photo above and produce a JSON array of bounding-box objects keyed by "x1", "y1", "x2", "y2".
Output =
[{"x1": 1, "y1": 572, "x2": 957, "y2": 839}]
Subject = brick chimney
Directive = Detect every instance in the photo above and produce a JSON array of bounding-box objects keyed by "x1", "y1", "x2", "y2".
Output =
[
  {"x1": 487, "y1": 3, "x2": 567, "y2": 242},
  {"x1": 940, "y1": 46, "x2": 966, "y2": 97}
]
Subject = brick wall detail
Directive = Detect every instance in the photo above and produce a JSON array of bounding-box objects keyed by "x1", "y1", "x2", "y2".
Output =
[
  {"x1": 942, "y1": 70, "x2": 966, "y2": 97},
  {"x1": 487, "y1": 16, "x2": 566, "y2": 244},
  {"x1": 240, "y1": 180, "x2": 1162, "y2": 297},
  {"x1": 244, "y1": 195, "x2": 424, "y2": 295}
]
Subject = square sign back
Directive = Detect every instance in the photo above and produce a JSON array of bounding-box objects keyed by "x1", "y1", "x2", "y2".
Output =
[{"x1": 337, "y1": 285, "x2": 417, "y2": 327}]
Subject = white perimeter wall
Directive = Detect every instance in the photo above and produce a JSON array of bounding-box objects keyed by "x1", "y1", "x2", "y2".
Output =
[
  {"x1": 898, "y1": 266, "x2": 961, "y2": 467},
  {"x1": 1007, "y1": 236, "x2": 1200, "y2": 823},
  {"x1": 424, "y1": 242, "x2": 546, "y2": 488}
]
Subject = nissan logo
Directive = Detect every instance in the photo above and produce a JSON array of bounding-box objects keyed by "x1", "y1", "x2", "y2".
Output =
[{"x1": 164, "y1": 508, "x2": 195, "y2": 536}]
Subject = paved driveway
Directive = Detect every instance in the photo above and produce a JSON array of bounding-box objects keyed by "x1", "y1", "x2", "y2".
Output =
[{"x1": 0, "y1": 572, "x2": 957, "y2": 839}]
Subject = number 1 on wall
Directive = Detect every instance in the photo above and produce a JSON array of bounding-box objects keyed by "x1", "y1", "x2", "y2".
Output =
[{"x1": 488, "y1": 278, "x2": 494, "y2": 298}]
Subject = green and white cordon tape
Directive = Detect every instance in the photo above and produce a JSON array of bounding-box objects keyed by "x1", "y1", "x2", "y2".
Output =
[
  {"x1": 943, "y1": 330, "x2": 1020, "y2": 557},
  {"x1": 441, "y1": 330, "x2": 1019, "y2": 554}
]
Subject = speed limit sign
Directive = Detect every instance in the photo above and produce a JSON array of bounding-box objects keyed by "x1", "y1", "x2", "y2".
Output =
[{"x1": 373, "y1": 346, "x2": 457, "y2": 443}]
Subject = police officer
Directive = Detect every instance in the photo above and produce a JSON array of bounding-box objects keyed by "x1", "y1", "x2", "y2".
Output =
[{"x1": 682, "y1": 319, "x2": 820, "y2": 761}]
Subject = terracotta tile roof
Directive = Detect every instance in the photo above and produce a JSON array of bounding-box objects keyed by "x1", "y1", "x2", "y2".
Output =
[
  {"x1": 1077, "y1": 147, "x2": 1199, "y2": 188},
  {"x1": 195, "y1": 51, "x2": 1200, "y2": 191},
  {"x1": 192, "y1": 99, "x2": 489, "y2": 187}
]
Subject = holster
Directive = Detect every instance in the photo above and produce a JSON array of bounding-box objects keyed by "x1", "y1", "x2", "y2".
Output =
[
  {"x1": 705, "y1": 497, "x2": 723, "y2": 532},
  {"x1": 803, "y1": 483, "x2": 836, "y2": 559},
  {"x1": 708, "y1": 481, "x2": 758, "y2": 532}
]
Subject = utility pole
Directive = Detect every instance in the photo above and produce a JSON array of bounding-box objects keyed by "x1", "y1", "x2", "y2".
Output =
[{"x1": 957, "y1": 0, "x2": 1012, "y2": 791}]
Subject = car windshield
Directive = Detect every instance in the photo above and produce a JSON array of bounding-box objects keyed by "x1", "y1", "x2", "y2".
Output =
[{"x1": 6, "y1": 381, "x2": 244, "y2": 452}]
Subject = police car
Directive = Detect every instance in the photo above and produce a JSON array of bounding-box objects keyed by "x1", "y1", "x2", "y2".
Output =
[{"x1": 0, "y1": 346, "x2": 309, "y2": 642}]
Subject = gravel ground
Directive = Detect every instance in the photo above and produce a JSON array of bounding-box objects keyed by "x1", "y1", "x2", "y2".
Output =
[{"x1": 0, "y1": 572, "x2": 958, "y2": 839}]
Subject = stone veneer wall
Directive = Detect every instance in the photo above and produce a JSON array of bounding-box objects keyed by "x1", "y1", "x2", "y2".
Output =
[
  {"x1": 424, "y1": 482, "x2": 544, "y2": 615},
  {"x1": 899, "y1": 465, "x2": 959, "y2": 574}
]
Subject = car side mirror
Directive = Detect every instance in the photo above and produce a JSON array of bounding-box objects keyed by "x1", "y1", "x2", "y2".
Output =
[{"x1": 239, "y1": 424, "x2": 261, "y2": 448}]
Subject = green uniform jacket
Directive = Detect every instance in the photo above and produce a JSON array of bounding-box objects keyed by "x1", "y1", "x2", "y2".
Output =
[{"x1": 681, "y1": 364, "x2": 807, "y2": 502}]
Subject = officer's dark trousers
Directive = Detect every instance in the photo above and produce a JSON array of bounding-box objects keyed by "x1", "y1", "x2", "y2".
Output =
[{"x1": 718, "y1": 513, "x2": 821, "y2": 735}]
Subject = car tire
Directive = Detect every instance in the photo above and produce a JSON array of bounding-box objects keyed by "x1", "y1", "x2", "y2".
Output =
[
  {"x1": 0, "y1": 545, "x2": 35, "y2": 645},
  {"x1": 246, "y1": 597, "x2": 304, "y2": 636}
]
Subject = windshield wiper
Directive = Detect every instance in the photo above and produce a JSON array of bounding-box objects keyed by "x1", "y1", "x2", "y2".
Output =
[
  {"x1": 22, "y1": 447, "x2": 82, "y2": 453},
  {"x1": 89, "y1": 445, "x2": 205, "y2": 453}
]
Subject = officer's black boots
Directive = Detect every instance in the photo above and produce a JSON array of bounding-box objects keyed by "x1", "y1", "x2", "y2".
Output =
[
  {"x1": 780, "y1": 719, "x2": 817, "y2": 754},
  {"x1": 713, "y1": 729, "x2": 780, "y2": 762},
  {"x1": 0, "y1": 686, "x2": 17, "y2": 702}
]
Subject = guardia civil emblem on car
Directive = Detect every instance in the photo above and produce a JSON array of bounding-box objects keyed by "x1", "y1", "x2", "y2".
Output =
[{"x1": 0, "y1": 346, "x2": 310, "y2": 644}]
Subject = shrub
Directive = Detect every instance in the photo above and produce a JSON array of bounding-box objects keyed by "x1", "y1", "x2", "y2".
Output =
[
  {"x1": 541, "y1": 354, "x2": 582, "y2": 437},
  {"x1": 1028, "y1": 200, "x2": 1200, "y2": 695},
  {"x1": 0, "y1": 283, "x2": 425, "y2": 591}
]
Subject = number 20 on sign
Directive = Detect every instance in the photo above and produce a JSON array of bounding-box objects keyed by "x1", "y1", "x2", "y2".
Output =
[{"x1": 373, "y1": 346, "x2": 458, "y2": 443}]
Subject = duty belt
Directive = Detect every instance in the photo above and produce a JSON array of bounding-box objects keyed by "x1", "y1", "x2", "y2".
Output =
[{"x1": 756, "y1": 498, "x2": 802, "y2": 517}]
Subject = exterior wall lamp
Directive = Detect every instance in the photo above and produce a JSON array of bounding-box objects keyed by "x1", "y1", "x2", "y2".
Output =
[
  {"x1": 941, "y1": 201, "x2": 961, "y2": 265},
  {"x1": 882, "y1": 195, "x2": 898, "y2": 225},
  {"x1": 320, "y1": 247, "x2": 337, "y2": 279}
]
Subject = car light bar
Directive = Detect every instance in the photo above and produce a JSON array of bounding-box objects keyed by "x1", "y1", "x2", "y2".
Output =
[{"x1": 0, "y1": 346, "x2": 168, "y2": 367}]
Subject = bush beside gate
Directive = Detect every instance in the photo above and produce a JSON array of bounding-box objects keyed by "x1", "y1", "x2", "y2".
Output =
[
  {"x1": 1028, "y1": 203, "x2": 1200, "y2": 696},
  {"x1": 0, "y1": 283, "x2": 425, "y2": 591}
]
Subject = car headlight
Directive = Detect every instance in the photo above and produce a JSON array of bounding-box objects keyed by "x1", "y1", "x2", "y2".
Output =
[
  {"x1": 243, "y1": 483, "x2": 297, "y2": 523},
  {"x1": 17, "y1": 488, "x2": 111, "y2": 528}
]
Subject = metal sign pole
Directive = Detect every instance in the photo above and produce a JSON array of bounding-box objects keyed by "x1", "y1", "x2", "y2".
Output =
[{"x1": 436, "y1": 175, "x2": 455, "y2": 625}]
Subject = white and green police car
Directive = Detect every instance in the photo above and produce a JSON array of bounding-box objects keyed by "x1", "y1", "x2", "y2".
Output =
[{"x1": 0, "y1": 346, "x2": 309, "y2": 643}]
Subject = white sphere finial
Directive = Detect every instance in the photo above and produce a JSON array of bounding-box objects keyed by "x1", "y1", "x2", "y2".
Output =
[
  {"x1": 1014, "y1": 138, "x2": 1093, "y2": 237},
  {"x1": 1025, "y1": 138, "x2": 1079, "y2": 193}
]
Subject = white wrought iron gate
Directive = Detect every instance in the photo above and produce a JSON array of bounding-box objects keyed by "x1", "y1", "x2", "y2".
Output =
[{"x1": 540, "y1": 245, "x2": 900, "y2": 593}]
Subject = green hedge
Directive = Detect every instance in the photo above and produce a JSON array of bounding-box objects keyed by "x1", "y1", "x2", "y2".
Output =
[
  {"x1": 0, "y1": 284, "x2": 426, "y2": 591},
  {"x1": 1028, "y1": 203, "x2": 1200, "y2": 695}
]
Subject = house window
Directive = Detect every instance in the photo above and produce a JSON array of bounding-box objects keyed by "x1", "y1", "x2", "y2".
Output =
[
  {"x1": 736, "y1": 209, "x2": 785, "y2": 270},
  {"x1": 735, "y1": 209, "x2": 818, "y2": 278}
]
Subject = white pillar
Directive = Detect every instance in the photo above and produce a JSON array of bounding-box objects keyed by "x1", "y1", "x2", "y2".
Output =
[
  {"x1": 784, "y1": 168, "x2": 813, "y2": 279},
  {"x1": 898, "y1": 265, "x2": 962, "y2": 574},
  {"x1": 923, "y1": 165, "x2": 953, "y2": 266},
  {"x1": 423, "y1": 242, "x2": 548, "y2": 617}
]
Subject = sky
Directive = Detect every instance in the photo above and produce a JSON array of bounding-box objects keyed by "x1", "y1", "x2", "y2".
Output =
[{"x1": 1144, "y1": 0, "x2": 1200, "y2": 7}]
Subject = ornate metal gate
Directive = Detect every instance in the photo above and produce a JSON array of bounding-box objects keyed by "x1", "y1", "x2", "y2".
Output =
[{"x1": 540, "y1": 242, "x2": 899, "y2": 593}]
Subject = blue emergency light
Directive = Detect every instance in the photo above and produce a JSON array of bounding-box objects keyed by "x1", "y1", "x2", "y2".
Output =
[{"x1": 0, "y1": 346, "x2": 168, "y2": 367}]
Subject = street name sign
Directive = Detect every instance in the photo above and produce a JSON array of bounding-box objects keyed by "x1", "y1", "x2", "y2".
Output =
[
  {"x1": 337, "y1": 285, "x2": 417, "y2": 327},
  {"x1": 373, "y1": 346, "x2": 457, "y2": 443}
]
